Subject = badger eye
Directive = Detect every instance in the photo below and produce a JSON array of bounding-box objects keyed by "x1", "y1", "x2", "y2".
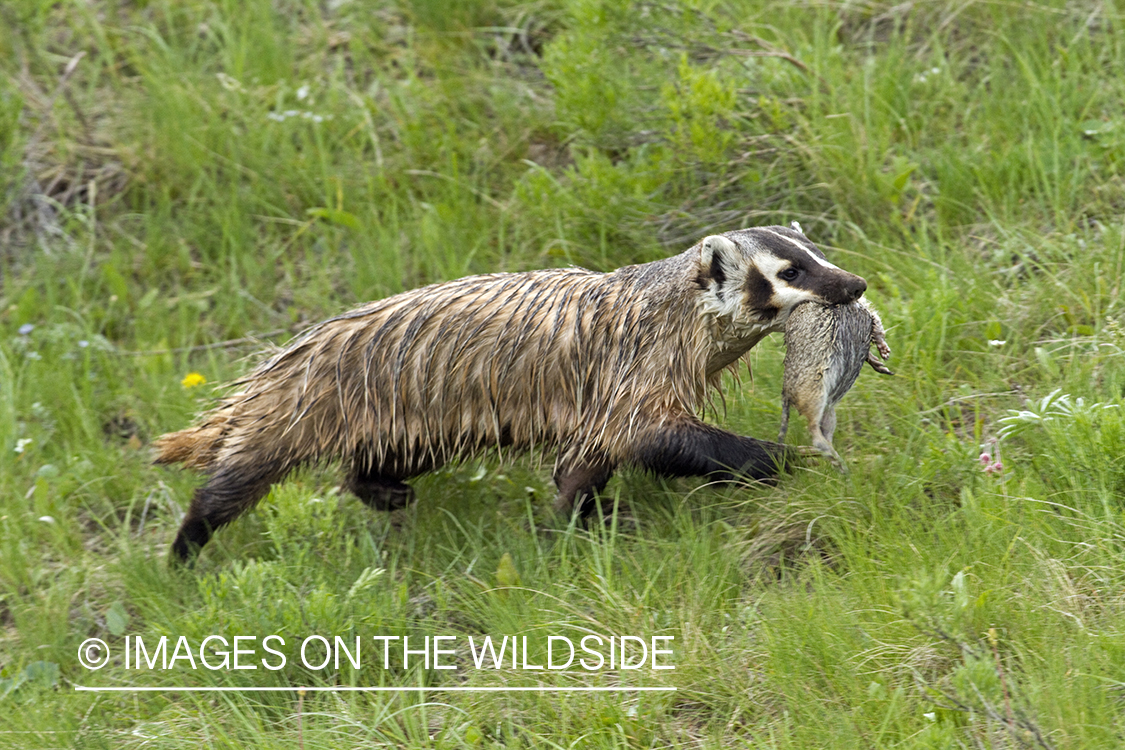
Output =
[{"x1": 779, "y1": 267, "x2": 800, "y2": 281}]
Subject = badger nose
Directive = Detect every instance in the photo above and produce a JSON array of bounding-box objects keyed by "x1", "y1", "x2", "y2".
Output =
[{"x1": 848, "y1": 275, "x2": 867, "y2": 301}]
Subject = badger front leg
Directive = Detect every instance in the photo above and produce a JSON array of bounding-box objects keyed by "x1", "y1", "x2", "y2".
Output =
[
  {"x1": 632, "y1": 418, "x2": 793, "y2": 483},
  {"x1": 344, "y1": 451, "x2": 439, "y2": 511},
  {"x1": 347, "y1": 473, "x2": 416, "y2": 511},
  {"x1": 553, "y1": 455, "x2": 616, "y2": 519}
]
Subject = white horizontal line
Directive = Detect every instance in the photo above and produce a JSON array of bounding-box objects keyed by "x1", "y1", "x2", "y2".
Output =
[{"x1": 74, "y1": 685, "x2": 676, "y2": 693}]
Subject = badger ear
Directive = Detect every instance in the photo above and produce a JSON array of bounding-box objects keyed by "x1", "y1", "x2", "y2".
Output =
[
  {"x1": 790, "y1": 220, "x2": 803, "y2": 234},
  {"x1": 699, "y1": 235, "x2": 739, "y2": 283}
]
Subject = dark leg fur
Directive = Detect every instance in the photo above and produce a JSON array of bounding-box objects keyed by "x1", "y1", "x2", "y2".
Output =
[
  {"x1": 347, "y1": 472, "x2": 416, "y2": 511},
  {"x1": 344, "y1": 453, "x2": 437, "y2": 512},
  {"x1": 171, "y1": 460, "x2": 289, "y2": 563},
  {"x1": 632, "y1": 419, "x2": 793, "y2": 483},
  {"x1": 553, "y1": 456, "x2": 616, "y2": 519}
]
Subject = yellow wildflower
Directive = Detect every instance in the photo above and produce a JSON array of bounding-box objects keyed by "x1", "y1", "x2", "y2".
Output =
[{"x1": 181, "y1": 372, "x2": 207, "y2": 388}]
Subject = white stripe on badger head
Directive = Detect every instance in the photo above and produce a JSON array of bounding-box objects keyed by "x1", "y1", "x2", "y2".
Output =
[
  {"x1": 759, "y1": 228, "x2": 840, "y2": 270},
  {"x1": 754, "y1": 252, "x2": 829, "y2": 310},
  {"x1": 754, "y1": 252, "x2": 787, "y2": 279}
]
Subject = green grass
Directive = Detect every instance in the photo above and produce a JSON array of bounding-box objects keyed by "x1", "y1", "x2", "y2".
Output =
[{"x1": 4, "y1": 0, "x2": 1125, "y2": 747}]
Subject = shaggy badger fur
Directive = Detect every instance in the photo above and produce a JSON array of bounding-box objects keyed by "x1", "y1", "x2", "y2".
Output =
[
  {"x1": 157, "y1": 225, "x2": 868, "y2": 561},
  {"x1": 778, "y1": 298, "x2": 892, "y2": 471}
]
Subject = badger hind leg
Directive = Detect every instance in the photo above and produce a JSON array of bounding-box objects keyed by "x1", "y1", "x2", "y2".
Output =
[
  {"x1": 553, "y1": 455, "x2": 616, "y2": 520},
  {"x1": 172, "y1": 459, "x2": 290, "y2": 563}
]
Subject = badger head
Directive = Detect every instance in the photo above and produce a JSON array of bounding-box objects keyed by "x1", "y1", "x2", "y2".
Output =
[{"x1": 696, "y1": 225, "x2": 866, "y2": 331}]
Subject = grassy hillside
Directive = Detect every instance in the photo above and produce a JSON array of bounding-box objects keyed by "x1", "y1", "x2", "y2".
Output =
[{"x1": 3, "y1": 0, "x2": 1125, "y2": 747}]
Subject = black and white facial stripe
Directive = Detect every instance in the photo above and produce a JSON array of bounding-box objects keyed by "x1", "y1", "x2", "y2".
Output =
[{"x1": 697, "y1": 225, "x2": 867, "y2": 325}]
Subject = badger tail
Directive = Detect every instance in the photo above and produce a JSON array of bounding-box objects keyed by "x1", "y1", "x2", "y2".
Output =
[{"x1": 152, "y1": 406, "x2": 237, "y2": 472}]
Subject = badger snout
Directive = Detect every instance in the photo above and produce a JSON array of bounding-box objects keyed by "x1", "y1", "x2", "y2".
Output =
[
  {"x1": 844, "y1": 274, "x2": 867, "y2": 302},
  {"x1": 812, "y1": 271, "x2": 867, "y2": 306}
]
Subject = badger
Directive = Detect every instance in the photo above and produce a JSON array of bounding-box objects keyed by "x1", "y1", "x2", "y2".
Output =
[
  {"x1": 156, "y1": 225, "x2": 868, "y2": 561},
  {"x1": 777, "y1": 298, "x2": 892, "y2": 471}
]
